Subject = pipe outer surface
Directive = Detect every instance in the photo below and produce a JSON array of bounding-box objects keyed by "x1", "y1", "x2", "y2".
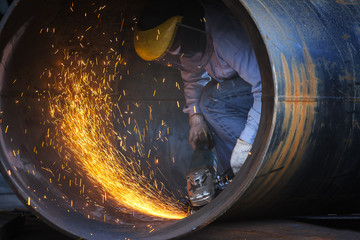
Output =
[{"x1": 0, "y1": 0, "x2": 359, "y2": 240}]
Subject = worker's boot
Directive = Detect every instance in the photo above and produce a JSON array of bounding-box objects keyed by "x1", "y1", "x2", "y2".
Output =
[
  {"x1": 186, "y1": 165, "x2": 215, "y2": 207},
  {"x1": 214, "y1": 168, "x2": 234, "y2": 194}
]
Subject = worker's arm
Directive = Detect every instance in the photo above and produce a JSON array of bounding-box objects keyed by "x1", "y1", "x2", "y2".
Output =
[
  {"x1": 181, "y1": 70, "x2": 212, "y2": 150},
  {"x1": 203, "y1": 0, "x2": 261, "y2": 144},
  {"x1": 223, "y1": 28, "x2": 262, "y2": 145},
  {"x1": 181, "y1": 70, "x2": 211, "y2": 116},
  {"x1": 224, "y1": 25, "x2": 261, "y2": 174}
]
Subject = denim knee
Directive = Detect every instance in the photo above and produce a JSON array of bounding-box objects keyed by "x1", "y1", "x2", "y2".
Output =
[{"x1": 199, "y1": 82, "x2": 217, "y2": 119}]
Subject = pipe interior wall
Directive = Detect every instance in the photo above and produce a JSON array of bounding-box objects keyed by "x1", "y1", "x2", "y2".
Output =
[{"x1": 0, "y1": 0, "x2": 359, "y2": 239}]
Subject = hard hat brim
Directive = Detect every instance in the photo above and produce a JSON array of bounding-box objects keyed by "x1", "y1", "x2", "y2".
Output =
[{"x1": 134, "y1": 16, "x2": 183, "y2": 61}]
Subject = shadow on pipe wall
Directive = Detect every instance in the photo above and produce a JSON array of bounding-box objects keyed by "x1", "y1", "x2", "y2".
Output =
[
  {"x1": 0, "y1": 0, "x2": 192, "y2": 239},
  {"x1": 0, "y1": 0, "x2": 359, "y2": 239},
  {"x1": 0, "y1": 0, "x2": 23, "y2": 210}
]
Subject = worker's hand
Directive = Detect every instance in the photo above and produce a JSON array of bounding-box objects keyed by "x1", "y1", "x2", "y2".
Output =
[
  {"x1": 189, "y1": 114, "x2": 213, "y2": 150},
  {"x1": 230, "y1": 139, "x2": 252, "y2": 174}
]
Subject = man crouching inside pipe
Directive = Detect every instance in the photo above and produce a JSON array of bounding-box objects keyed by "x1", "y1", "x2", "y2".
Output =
[{"x1": 133, "y1": 0, "x2": 261, "y2": 207}]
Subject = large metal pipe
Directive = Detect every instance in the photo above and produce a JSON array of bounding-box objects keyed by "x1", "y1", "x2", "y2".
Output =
[{"x1": 0, "y1": 0, "x2": 359, "y2": 239}]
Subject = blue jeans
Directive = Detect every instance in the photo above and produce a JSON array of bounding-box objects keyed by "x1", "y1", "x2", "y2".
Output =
[{"x1": 199, "y1": 77, "x2": 253, "y2": 173}]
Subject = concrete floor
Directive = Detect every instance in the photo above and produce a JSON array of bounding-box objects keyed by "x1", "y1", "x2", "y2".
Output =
[
  {"x1": 2, "y1": 175, "x2": 360, "y2": 240},
  {"x1": 1, "y1": 210, "x2": 360, "y2": 240}
]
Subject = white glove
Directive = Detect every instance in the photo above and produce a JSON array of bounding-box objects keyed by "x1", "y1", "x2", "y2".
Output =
[
  {"x1": 230, "y1": 139, "x2": 252, "y2": 174},
  {"x1": 189, "y1": 114, "x2": 213, "y2": 150}
]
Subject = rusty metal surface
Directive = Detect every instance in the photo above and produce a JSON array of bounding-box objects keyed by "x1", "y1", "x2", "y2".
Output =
[
  {"x1": 223, "y1": 0, "x2": 360, "y2": 217},
  {"x1": 0, "y1": 0, "x2": 359, "y2": 240}
]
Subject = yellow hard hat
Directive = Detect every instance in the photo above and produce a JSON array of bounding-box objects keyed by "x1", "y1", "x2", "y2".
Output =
[{"x1": 134, "y1": 16, "x2": 183, "y2": 61}]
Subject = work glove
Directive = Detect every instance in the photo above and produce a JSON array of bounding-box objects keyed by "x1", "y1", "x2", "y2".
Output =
[
  {"x1": 189, "y1": 114, "x2": 213, "y2": 150},
  {"x1": 230, "y1": 138, "x2": 252, "y2": 174}
]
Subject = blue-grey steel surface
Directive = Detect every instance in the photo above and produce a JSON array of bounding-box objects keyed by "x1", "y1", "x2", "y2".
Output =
[
  {"x1": 229, "y1": 0, "x2": 360, "y2": 216},
  {"x1": 0, "y1": 0, "x2": 359, "y2": 240}
]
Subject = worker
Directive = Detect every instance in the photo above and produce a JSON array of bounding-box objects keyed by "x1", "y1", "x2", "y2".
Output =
[{"x1": 133, "y1": 0, "x2": 261, "y2": 206}]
